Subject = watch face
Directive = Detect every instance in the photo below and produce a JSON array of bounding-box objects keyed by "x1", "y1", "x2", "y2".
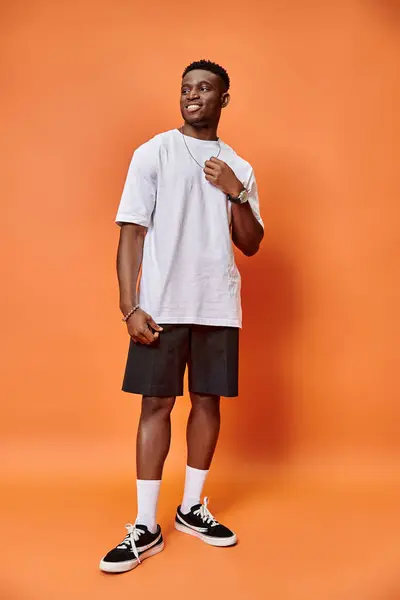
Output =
[
  {"x1": 239, "y1": 189, "x2": 249, "y2": 203},
  {"x1": 228, "y1": 189, "x2": 249, "y2": 204}
]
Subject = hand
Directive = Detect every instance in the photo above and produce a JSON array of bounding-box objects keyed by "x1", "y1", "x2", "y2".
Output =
[
  {"x1": 126, "y1": 308, "x2": 163, "y2": 345},
  {"x1": 204, "y1": 157, "x2": 244, "y2": 197}
]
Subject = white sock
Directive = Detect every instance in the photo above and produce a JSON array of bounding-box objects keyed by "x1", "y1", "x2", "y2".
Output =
[
  {"x1": 135, "y1": 479, "x2": 161, "y2": 534},
  {"x1": 181, "y1": 465, "x2": 209, "y2": 514}
]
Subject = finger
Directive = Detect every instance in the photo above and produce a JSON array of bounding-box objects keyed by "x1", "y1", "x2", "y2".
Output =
[
  {"x1": 133, "y1": 328, "x2": 151, "y2": 344},
  {"x1": 204, "y1": 160, "x2": 218, "y2": 170},
  {"x1": 204, "y1": 167, "x2": 216, "y2": 175},
  {"x1": 147, "y1": 326, "x2": 160, "y2": 340},
  {"x1": 131, "y1": 336, "x2": 138, "y2": 344},
  {"x1": 136, "y1": 332, "x2": 151, "y2": 345},
  {"x1": 147, "y1": 317, "x2": 163, "y2": 332},
  {"x1": 209, "y1": 156, "x2": 224, "y2": 164},
  {"x1": 205, "y1": 174, "x2": 217, "y2": 183},
  {"x1": 141, "y1": 326, "x2": 156, "y2": 344}
]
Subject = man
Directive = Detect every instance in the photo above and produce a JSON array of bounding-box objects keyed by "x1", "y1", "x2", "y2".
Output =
[{"x1": 100, "y1": 60, "x2": 264, "y2": 574}]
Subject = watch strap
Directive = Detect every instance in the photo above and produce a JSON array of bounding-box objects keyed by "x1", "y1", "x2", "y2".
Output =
[{"x1": 227, "y1": 188, "x2": 248, "y2": 204}]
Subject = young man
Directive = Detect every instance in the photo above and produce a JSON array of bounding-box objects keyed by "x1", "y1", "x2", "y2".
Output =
[{"x1": 100, "y1": 60, "x2": 264, "y2": 574}]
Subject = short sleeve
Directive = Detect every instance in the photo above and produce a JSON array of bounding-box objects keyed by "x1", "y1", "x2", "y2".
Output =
[
  {"x1": 115, "y1": 140, "x2": 158, "y2": 227},
  {"x1": 245, "y1": 169, "x2": 264, "y2": 229}
]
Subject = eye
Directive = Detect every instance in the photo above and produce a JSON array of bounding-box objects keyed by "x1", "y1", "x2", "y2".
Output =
[
  {"x1": 200, "y1": 86, "x2": 210, "y2": 92},
  {"x1": 181, "y1": 89, "x2": 189, "y2": 95}
]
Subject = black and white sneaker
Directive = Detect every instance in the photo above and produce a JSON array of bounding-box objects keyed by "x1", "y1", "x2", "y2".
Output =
[
  {"x1": 175, "y1": 497, "x2": 237, "y2": 547},
  {"x1": 99, "y1": 523, "x2": 164, "y2": 573}
]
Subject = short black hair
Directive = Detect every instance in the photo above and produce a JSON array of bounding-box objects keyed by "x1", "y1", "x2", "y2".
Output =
[{"x1": 182, "y1": 60, "x2": 230, "y2": 91}]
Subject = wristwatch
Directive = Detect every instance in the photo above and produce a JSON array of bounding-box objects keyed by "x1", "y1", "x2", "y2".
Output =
[{"x1": 227, "y1": 187, "x2": 249, "y2": 205}]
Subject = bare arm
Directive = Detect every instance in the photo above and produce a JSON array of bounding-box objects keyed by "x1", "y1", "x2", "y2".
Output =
[
  {"x1": 231, "y1": 202, "x2": 264, "y2": 257},
  {"x1": 117, "y1": 223, "x2": 162, "y2": 344},
  {"x1": 203, "y1": 157, "x2": 264, "y2": 257},
  {"x1": 117, "y1": 223, "x2": 146, "y2": 314}
]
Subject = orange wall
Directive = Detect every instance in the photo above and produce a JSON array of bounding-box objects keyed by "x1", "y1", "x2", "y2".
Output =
[{"x1": 1, "y1": 0, "x2": 399, "y2": 473}]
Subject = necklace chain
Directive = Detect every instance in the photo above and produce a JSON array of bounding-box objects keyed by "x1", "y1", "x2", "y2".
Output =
[{"x1": 179, "y1": 127, "x2": 221, "y2": 168}]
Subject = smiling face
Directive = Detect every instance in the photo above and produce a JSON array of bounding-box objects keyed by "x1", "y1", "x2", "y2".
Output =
[{"x1": 180, "y1": 69, "x2": 230, "y2": 128}]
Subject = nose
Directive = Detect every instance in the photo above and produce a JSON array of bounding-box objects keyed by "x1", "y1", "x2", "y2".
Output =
[{"x1": 188, "y1": 87, "x2": 200, "y2": 100}]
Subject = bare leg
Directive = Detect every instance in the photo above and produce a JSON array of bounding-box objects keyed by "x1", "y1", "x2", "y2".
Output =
[
  {"x1": 178, "y1": 394, "x2": 237, "y2": 546},
  {"x1": 186, "y1": 393, "x2": 221, "y2": 470},
  {"x1": 136, "y1": 395, "x2": 176, "y2": 480}
]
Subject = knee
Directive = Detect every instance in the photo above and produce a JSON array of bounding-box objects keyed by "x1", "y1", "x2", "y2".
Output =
[
  {"x1": 190, "y1": 394, "x2": 220, "y2": 417},
  {"x1": 141, "y1": 396, "x2": 176, "y2": 420}
]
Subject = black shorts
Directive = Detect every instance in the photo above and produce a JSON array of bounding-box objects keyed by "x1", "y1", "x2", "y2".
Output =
[{"x1": 122, "y1": 324, "x2": 239, "y2": 398}]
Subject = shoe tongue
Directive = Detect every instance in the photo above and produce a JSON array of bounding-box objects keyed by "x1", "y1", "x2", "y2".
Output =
[
  {"x1": 134, "y1": 524, "x2": 148, "y2": 532},
  {"x1": 190, "y1": 503, "x2": 202, "y2": 512}
]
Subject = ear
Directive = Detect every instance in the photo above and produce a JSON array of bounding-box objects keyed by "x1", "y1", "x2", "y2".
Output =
[{"x1": 221, "y1": 93, "x2": 230, "y2": 108}]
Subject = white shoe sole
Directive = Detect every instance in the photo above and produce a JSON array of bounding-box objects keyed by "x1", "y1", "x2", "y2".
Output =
[
  {"x1": 174, "y1": 522, "x2": 237, "y2": 547},
  {"x1": 99, "y1": 541, "x2": 164, "y2": 573}
]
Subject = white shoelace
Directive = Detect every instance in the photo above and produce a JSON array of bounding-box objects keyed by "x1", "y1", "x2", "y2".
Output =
[
  {"x1": 193, "y1": 497, "x2": 219, "y2": 527},
  {"x1": 117, "y1": 524, "x2": 144, "y2": 563}
]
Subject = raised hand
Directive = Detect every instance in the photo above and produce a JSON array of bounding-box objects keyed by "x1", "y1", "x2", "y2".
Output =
[{"x1": 204, "y1": 157, "x2": 243, "y2": 197}]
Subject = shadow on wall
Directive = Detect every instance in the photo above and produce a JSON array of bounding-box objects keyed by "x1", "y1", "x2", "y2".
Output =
[
  {"x1": 224, "y1": 156, "x2": 316, "y2": 467},
  {"x1": 368, "y1": 0, "x2": 400, "y2": 24},
  {"x1": 240, "y1": 249, "x2": 300, "y2": 464}
]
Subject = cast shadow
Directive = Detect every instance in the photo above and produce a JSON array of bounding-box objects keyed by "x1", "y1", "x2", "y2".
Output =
[
  {"x1": 238, "y1": 250, "x2": 300, "y2": 462},
  {"x1": 224, "y1": 155, "x2": 316, "y2": 473},
  {"x1": 367, "y1": 0, "x2": 400, "y2": 24}
]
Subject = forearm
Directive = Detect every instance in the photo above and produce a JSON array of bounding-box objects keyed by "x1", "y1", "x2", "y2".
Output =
[
  {"x1": 117, "y1": 223, "x2": 146, "y2": 314},
  {"x1": 231, "y1": 202, "x2": 264, "y2": 256}
]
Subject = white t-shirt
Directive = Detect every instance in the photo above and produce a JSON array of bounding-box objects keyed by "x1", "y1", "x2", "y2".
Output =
[{"x1": 116, "y1": 129, "x2": 263, "y2": 328}]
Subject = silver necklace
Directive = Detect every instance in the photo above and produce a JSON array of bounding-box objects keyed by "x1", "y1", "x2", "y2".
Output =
[{"x1": 179, "y1": 127, "x2": 221, "y2": 168}]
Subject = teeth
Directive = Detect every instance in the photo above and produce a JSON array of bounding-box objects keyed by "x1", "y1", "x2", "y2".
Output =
[{"x1": 187, "y1": 105, "x2": 201, "y2": 112}]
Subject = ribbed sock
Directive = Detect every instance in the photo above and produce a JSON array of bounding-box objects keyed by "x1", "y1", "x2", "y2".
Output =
[
  {"x1": 181, "y1": 465, "x2": 209, "y2": 514},
  {"x1": 135, "y1": 479, "x2": 161, "y2": 534}
]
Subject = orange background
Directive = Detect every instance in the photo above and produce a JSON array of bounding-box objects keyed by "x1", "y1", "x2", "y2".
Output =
[{"x1": 1, "y1": 1, "x2": 400, "y2": 599}]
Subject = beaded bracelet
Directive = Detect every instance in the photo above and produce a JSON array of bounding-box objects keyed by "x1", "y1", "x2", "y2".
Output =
[{"x1": 122, "y1": 304, "x2": 140, "y2": 323}]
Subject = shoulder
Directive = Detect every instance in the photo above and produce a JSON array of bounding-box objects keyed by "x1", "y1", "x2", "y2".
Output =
[
  {"x1": 126, "y1": 131, "x2": 175, "y2": 175},
  {"x1": 220, "y1": 141, "x2": 253, "y2": 175},
  {"x1": 133, "y1": 130, "x2": 176, "y2": 157}
]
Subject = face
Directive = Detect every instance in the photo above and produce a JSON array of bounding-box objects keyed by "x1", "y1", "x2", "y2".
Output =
[{"x1": 180, "y1": 69, "x2": 230, "y2": 127}]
